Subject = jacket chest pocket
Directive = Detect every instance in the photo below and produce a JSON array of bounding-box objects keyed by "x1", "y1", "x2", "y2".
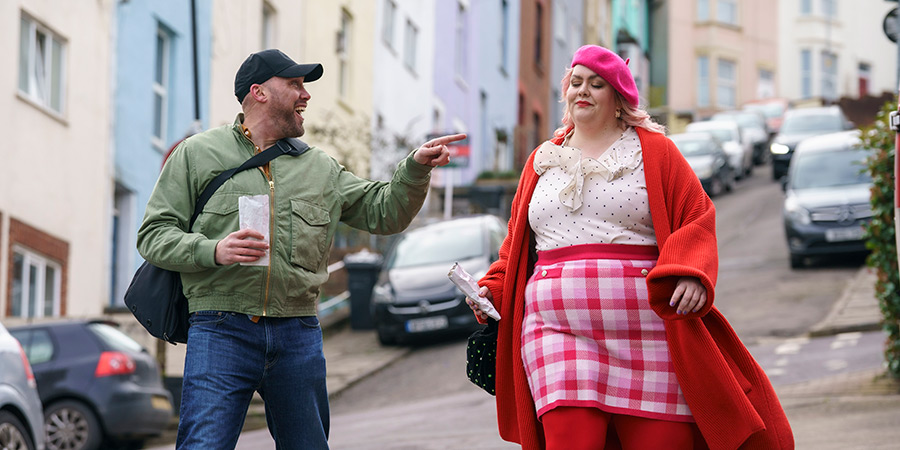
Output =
[
  {"x1": 194, "y1": 192, "x2": 244, "y2": 236},
  {"x1": 291, "y1": 199, "x2": 331, "y2": 272}
]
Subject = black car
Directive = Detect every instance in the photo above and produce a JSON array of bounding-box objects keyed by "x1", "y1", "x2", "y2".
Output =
[
  {"x1": 782, "y1": 131, "x2": 873, "y2": 268},
  {"x1": 669, "y1": 132, "x2": 735, "y2": 197},
  {"x1": 10, "y1": 321, "x2": 172, "y2": 450},
  {"x1": 372, "y1": 215, "x2": 507, "y2": 345},
  {"x1": 769, "y1": 105, "x2": 854, "y2": 180}
]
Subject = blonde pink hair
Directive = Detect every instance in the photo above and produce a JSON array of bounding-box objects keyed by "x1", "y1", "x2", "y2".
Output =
[{"x1": 553, "y1": 67, "x2": 666, "y2": 138}]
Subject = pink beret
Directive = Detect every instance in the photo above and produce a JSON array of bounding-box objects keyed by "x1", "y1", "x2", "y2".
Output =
[{"x1": 570, "y1": 45, "x2": 639, "y2": 107}]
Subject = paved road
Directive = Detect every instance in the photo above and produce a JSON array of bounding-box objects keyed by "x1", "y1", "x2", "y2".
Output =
[{"x1": 149, "y1": 170, "x2": 885, "y2": 449}]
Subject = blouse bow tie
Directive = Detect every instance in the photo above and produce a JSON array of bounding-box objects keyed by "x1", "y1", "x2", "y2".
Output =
[{"x1": 533, "y1": 130, "x2": 642, "y2": 213}]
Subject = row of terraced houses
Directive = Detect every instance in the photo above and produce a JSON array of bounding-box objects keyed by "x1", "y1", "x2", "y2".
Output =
[{"x1": 1, "y1": 0, "x2": 896, "y2": 328}]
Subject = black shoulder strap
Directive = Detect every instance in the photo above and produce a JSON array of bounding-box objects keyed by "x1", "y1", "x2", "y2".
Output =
[{"x1": 188, "y1": 138, "x2": 309, "y2": 228}]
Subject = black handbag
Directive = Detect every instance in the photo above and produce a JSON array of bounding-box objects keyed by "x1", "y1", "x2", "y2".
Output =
[
  {"x1": 124, "y1": 138, "x2": 308, "y2": 344},
  {"x1": 466, "y1": 318, "x2": 498, "y2": 395}
]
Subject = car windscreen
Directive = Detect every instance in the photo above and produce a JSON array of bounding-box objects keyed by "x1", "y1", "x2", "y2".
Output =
[
  {"x1": 713, "y1": 113, "x2": 762, "y2": 129},
  {"x1": 387, "y1": 224, "x2": 484, "y2": 269},
  {"x1": 696, "y1": 128, "x2": 735, "y2": 142},
  {"x1": 88, "y1": 323, "x2": 144, "y2": 353},
  {"x1": 790, "y1": 148, "x2": 871, "y2": 189},
  {"x1": 671, "y1": 137, "x2": 716, "y2": 156},
  {"x1": 780, "y1": 113, "x2": 842, "y2": 134},
  {"x1": 745, "y1": 103, "x2": 785, "y2": 119}
]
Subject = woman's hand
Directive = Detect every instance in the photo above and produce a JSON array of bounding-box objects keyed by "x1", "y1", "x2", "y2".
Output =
[
  {"x1": 466, "y1": 285, "x2": 493, "y2": 321},
  {"x1": 669, "y1": 277, "x2": 707, "y2": 315}
]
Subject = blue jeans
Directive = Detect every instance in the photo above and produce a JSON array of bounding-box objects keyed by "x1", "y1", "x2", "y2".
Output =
[{"x1": 176, "y1": 311, "x2": 329, "y2": 449}]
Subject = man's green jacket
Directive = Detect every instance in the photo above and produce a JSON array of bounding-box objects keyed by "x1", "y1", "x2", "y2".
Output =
[{"x1": 137, "y1": 116, "x2": 433, "y2": 317}]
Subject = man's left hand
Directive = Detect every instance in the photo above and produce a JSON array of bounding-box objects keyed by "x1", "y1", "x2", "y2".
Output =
[{"x1": 413, "y1": 133, "x2": 467, "y2": 167}]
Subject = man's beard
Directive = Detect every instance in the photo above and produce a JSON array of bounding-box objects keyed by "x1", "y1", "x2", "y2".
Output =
[{"x1": 274, "y1": 107, "x2": 305, "y2": 138}]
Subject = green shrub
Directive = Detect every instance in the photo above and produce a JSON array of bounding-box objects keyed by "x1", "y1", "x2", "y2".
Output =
[{"x1": 861, "y1": 101, "x2": 900, "y2": 378}]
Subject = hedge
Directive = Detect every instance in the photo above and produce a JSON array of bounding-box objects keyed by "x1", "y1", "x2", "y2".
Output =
[{"x1": 862, "y1": 101, "x2": 900, "y2": 378}]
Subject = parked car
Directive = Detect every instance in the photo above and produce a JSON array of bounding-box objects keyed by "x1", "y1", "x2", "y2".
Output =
[
  {"x1": 0, "y1": 322, "x2": 44, "y2": 450},
  {"x1": 372, "y1": 215, "x2": 507, "y2": 345},
  {"x1": 743, "y1": 97, "x2": 791, "y2": 136},
  {"x1": 710, "y1": 110, "x2": 770, "y2": 165},
  {"x1": 782, "y1": 131, "x2": 873, "y2": 268},
  {"x1": 685, "y1": 120, "x2": 753, "y2": 179},
  {"x1": 9, "y1": 320, "x2": 172, "y2": 450},
  {"x1": 769, "y1": 105, "x2": 855, "y2": 180},
  {"x1": 669, "y1": 132, "x2": 736, "y2": 197}
]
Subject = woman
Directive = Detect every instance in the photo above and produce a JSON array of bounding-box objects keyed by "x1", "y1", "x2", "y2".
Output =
[{"x1": 466, "y1": 45, "x2": 793, "y2": 449}]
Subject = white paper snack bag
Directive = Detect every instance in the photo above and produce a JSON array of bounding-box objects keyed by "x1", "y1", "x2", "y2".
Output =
[
  {"x1": 448, "y1": 262, "x2": 501, "y2": 320},
  {"x1": 238, "y1": 194, "x2": 270, "y2": 266}
]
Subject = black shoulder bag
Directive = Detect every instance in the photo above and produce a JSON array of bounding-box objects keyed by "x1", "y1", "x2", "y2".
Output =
[
  {"x1": 466, "y1": 318, "x2": 498, "y2": 395},
  {"x1": 124, "y1": 138, "x2": 308, "y2": 344}
]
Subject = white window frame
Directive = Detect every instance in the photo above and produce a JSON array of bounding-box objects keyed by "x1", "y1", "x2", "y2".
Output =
[
  {"x1": 716, "y1": 0, "x2": 738, "y2": 25},
  {"x1": 262, "y1": 2, "x2": 277, "y2": 49},
  {"x1": 11, "y1": 246, "x2": 61, "y2": 319},
  {"x1": 382, "y1": 0, "x2": 396, "y2": 50},
  {"x1": 858, "y1": 62, "x2": 871, "y2": 97},
  {"x1": 801, "y1": 49, "x2": 812, "y2": 98},
  {"x1": 404, "y1": 18, "x2": 418, "y2": 73},
  {"x1": 716, "y1": 58, "x2": 737, "y2": 108},
  {"x1": 111, "y1": 183, "x2": 137, "y2": 308},
  {"x1": 152, "y1": 27, "x2": 170, "y2": 150},
  {"x1": 554, "y1": 1, "x2": 567, "y2": 42},
  {"x1": 455, "y1": 2, "x2": 468, "y2": 78},
  {"x1": 801, "y1": 0, "x2": 812, "y2": 15},
  {"x1": 821, "y1": 50, "x2": 838, "y2": 101},
  {"x1": 697, "y1": 0, "x2": 710, "y2": 21},
  {"x1": 821, "y1": 0, "x2": 836, "y2": 19},
  {"x1": 500, "y1": 0, "x2": 510, "y2": 74},
  {"x1": 757, "y1": 68, "x2": 775, "y2": 99},
  {"x1": 697, "y1": 56, "x2": 710, "y2": 107},
  {"x1": 338, "y1": 9, "x2": 352, "y2": 98},
  {"x1": 18, "y1": 12, "x2": 66, "y2": 115}
]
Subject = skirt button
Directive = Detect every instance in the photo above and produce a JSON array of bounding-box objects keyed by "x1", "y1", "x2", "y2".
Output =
[
  {"x1": 541, "y1": 270, "x2": 548, "y2": 277},
  {"x1": 641, "y1": 269, "x2": 649, "y2": 276}
]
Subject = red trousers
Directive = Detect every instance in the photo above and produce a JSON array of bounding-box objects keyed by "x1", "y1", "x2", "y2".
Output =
[{"x1": 542, "y1": 406, "x2": 705, "y2": 450}]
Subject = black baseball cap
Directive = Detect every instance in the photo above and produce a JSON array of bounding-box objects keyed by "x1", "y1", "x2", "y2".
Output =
[{"x1": 234, "y1": 49, "x2": 323, "y2": 103}]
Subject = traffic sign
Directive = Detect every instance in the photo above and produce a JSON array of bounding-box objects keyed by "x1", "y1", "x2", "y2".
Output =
[{"x1": 884, "y1": 7, "x2": 899, "y2": 43}]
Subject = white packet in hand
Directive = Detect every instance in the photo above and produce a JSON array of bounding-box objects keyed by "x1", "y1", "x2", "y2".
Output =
[
  {"x1": 238, "y1": 194, "x2": 270, "y2": 266},
  {"x1": 448, "y1": 262, "x2": 501, "y2": 320}
]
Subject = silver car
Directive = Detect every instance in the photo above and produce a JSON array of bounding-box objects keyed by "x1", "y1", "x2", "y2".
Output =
[
  {"x1": 686, "y1": 120, "x2": 754, "y2": 179},
  {"x1": 0, "y1": 322, "x2": 45, "y2": 450}
]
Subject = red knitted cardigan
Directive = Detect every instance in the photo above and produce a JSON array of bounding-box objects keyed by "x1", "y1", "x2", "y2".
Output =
[{"x1": 478, "y1": 127, "x2": 794, "y2": 450}]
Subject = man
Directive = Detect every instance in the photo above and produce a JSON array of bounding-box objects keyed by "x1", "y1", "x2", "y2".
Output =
[{"x1": 137, "y1": 49, "x2": 464, "y2": 449}]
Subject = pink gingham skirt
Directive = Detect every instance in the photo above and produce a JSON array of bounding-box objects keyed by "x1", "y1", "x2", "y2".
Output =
[{"x1": 522, "y1": 243, "x2": 693, "y2": 422}]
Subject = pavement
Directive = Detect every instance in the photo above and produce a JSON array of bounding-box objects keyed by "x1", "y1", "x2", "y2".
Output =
[{"x1": 145, "y1": 265, "x2": 900, "y2": 449}]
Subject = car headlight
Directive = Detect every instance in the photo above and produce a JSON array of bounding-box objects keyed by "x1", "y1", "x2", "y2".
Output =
[
  {"x1": 770, "y1": 143, "x2": 790, "y2": 155},
  {"x1": 784, "y1": 197, "x2": 811, "y2": 225},
  {"x1": 372, "y1": 284, "x2": 395, "y2": 304}
]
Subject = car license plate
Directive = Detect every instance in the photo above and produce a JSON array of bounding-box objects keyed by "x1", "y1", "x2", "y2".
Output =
[
  {"x1": 405, "y1": 316, "x2": 449, "y2": 333},
  {"x1": 825, "y1": 226, "x2": 864, "y2": 242},
  {"x1": 151, "y1": 395, "x2": 171, "y2": 411}
]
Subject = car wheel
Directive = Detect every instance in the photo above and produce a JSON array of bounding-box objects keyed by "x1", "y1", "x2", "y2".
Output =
[
  {"x1": 790, "y1": 254, "x2": 804, "y2": 269},
  {"x1": 725, "y1": 170, "x2": 736, "y2": 192},
  {"x1": 710, "y1": 177, "x2": 723, "y2": 197},
  {"x1": 44, "y1": 400, "x2": 102, "y2": 450},
  {"x1": 0, "y1": 410, "x2": 35, "y2": 450},
  {"x1": 377, "y1": 327, "x2": 397, "y2": 346}
]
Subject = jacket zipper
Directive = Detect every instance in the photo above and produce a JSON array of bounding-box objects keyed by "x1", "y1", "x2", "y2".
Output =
[{"x1": 263, "y1": 175, "x2": 274, "y2": 316}]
